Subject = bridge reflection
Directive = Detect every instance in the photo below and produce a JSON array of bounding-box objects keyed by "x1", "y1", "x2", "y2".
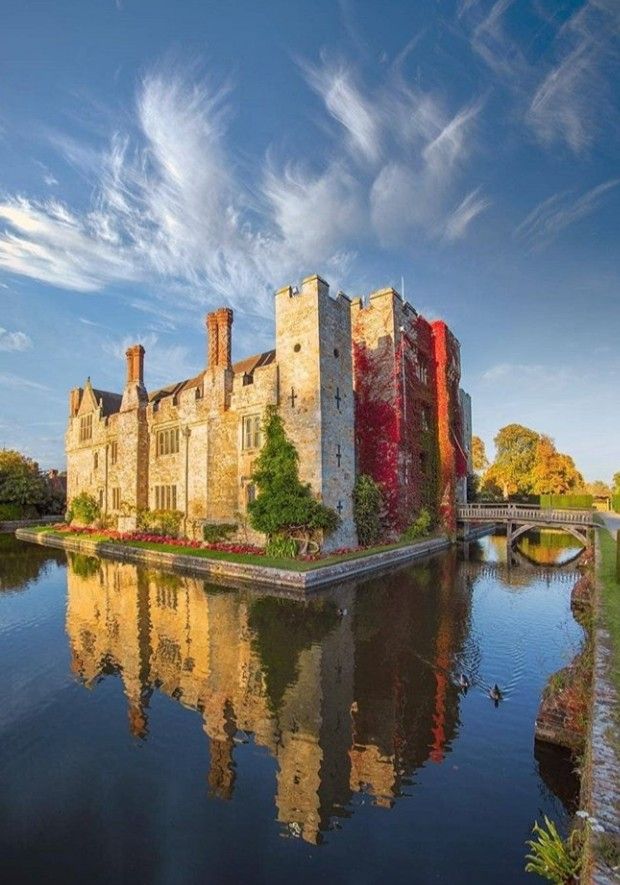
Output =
[{"x1": 66, "y1": 551, "x2": 471, "y2": 843}]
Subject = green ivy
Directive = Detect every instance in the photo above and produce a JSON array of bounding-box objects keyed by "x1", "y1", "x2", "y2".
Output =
[
  {"x1": 401, "y1": 507, "x2": 432, "y2": 542},
  {"x1": 353, "y1": 474, "x2": 384, "y2": 546}
]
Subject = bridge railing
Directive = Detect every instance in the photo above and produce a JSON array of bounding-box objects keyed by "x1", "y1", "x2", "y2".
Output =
[{"x1": 457, "y1": 503, "x2": 594, "y2": 525}]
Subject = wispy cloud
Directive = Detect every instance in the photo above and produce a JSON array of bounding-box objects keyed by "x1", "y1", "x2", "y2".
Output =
[
  {"x1": 481, "y1": 362, "x2": 571, "y2": 385},
  {"x1": 0, "y1": 57, "x2": 487, "y2": 309},
  {"x1": 0, "y1": 372, "x2": 50, "y2": 391},
  {"x1": 526, "y1": 0, "x2": 620, "y2": 153},
  {"x1": 514, "y1": 178, "x2": 620, "y2": 248},
  {"x1": 443, "y1": 187, "x2": 491, "y2": 241},
  {"x1": 0, "y1": 327, "x2": 32, "y2": 352}
]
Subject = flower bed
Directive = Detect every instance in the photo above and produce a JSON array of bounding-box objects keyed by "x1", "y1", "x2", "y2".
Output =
[{"x1": 52, "y1": 524, "x2": 265, "y2": 555}]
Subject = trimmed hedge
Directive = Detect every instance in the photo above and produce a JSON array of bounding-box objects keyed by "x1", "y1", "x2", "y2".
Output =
[
  {"x1": 612, "y1": 495, "x2": 620, "y2": 514},
  {"x1": 540, "y1": 494, "x2": 593, "y2": 510}
]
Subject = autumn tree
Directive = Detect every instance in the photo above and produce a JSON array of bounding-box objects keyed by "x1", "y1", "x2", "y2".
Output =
[
  {"x1": 471, "y1": 435, "x2": 488, "y2": 472},
  {"x1": 482, "y1": 424, "x2": 540, "y2": 497},
  {"x1": 529, "y1": 435, "x2": 583, "y2": 494},
  {"x1": 587, "y1": 480, "x2": 611, "y2": 497}
]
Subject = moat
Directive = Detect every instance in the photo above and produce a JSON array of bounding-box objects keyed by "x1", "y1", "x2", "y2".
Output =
[{"x1": 0, "y1": 531, "x2": 585, "y2": 884}]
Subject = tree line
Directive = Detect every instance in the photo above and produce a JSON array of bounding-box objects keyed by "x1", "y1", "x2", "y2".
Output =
[{"x1": 471, "y1": 424, "x2": 619, "y2": 500}]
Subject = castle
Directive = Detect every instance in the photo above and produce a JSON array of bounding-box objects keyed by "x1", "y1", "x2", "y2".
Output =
[{"x1": 66, "y1": 274, "x2": 471, "y2": 549}]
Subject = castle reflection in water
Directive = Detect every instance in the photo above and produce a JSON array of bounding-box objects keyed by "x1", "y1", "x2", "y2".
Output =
[{"x1": 66, "y1": 552, "x2": 472, "y2": 844}]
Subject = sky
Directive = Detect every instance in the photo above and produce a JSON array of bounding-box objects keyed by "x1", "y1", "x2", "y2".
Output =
[{"x1": 0, "y1": 0, "x2": 618, "y2": 481}]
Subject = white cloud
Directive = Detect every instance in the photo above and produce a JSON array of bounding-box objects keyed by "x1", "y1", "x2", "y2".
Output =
[
  {"x1": 0, "y1": 372, "x2": 50, "y2": 391},
  {"x1": 481, "y1": 362, "x2": 571, "y2": 386},
  {"x1": 443, "y1": 188, "x2": 491, "y2": 241},
  {"x1": 303, "y1": 58, "x2": 383, "y2": 163},
  {"x1": 0, "y1": 58, "x2": 487, "y2": 310},
  {"x1": 515, "y1": 178, "x2": 620, "y2": 248},
  {"x1": 0, "y1": 327, "x2": 32, "y2": 352}
]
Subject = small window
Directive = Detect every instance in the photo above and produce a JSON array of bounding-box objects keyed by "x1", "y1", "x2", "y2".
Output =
[
  {"x1": 293, "y1": 343, "x2": 301, "y2": 353},
  {"x1": 156, "y1": 427, "x2": 180, "y2": 456},
  {"x1": 112, "y1": 488, "x2": 121, "y2": 510},
  {"x1": 242, "y1": 415, "x2": 262, "y2": 450},
  {"x1": 79, "y1": 414, "x2": 92, "y2": 442},
  {"x1": 110, "y1": 441, "x2": 118, "y2": 465},
  {"x1": 417, "y1": 357, "x2": 429, "y2": 385},
  {"x1": 154, "y1": 485, "x2": 177, "y2": 510},
  {"x1": 246, "y1": 483, "x2": 256, "y2": 505},
  {"x1": 93, "y1": 451, "x2": 99, "y2": 470},
  {"x1": 98, "y1": 489, "x2": 104, "y2": 508},
  {"x1": 421, "y1": 406, "x2": 431, "y2": 432},
  {"x1": 333, "y1": 348, "x2": 340, "y2": 358}
]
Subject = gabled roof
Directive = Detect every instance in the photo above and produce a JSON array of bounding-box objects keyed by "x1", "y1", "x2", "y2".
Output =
[{"x1": 92, "y1": 389, "x2": 123, "y2": 417}]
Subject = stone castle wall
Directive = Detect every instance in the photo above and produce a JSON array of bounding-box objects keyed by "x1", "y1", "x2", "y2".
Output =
[{"x1": 66, "y1": 273, "x2": 467, "y2": 549}]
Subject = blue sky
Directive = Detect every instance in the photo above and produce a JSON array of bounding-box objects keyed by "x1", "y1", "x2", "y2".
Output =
[{"x1": 0, "y1": 0, "x2": 618, "y2": 480}]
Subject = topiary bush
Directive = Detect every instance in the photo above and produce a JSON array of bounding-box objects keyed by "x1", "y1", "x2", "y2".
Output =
[
  {"x1": 353, "y1": 474, "x2": 384, "y2": 546},
  {"x1": 401, "y1": 507, "x2": 432, "y2": 542},
  {"x1": 70, "y1": 492, "x2": 101, "y2": 526}
]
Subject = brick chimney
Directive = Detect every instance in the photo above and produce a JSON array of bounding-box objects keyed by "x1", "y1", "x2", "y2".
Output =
[
  {"x1": 126, "y1": 344, "x2": 145, "y2": 385},
  {"x1": 206, "y1": 308, "x2": 233, "y2": 370},
  {"x1": 69, "y1": 387, "x2": 82, "y2": 417}
]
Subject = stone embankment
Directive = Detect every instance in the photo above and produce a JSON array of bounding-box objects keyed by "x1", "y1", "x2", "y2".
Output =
[
  {"x1": 1, "y1": 516, "x2": 62, "y2": 533},
  {"x1": 15, "y1": 527, "x2": 456, "y2": 592}
]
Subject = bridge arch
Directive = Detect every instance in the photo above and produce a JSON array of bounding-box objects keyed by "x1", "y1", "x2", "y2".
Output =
[{"x1": 509, "y1": 522, "x2": 588, "y2": 548}]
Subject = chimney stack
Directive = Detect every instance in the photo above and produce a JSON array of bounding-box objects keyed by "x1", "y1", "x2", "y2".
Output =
[
  {"x1": 69, "y1": 387, "x2": 82, "y2": 417},
  {"x1": 206, "y1": 308, "x2": 233, "y2": 370},
  {"x1": 125, "y1": 344, "x2": 145, "y2": 385}
]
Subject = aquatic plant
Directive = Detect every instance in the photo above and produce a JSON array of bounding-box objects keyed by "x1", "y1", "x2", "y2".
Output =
[{"x1": 525, "y1": 815, "x2": 582, "y2": 883}]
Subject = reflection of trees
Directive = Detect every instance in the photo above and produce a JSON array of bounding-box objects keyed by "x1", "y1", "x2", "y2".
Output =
[
  {"x1": 0, "y1": 534, "x2": 65, "y2": 593},
  {"x1": 65, "y1": 553, "x2": 471, "y2": 843},
  {"x1": 248, "y1": 598, "x2": 338, "y2": 713}
]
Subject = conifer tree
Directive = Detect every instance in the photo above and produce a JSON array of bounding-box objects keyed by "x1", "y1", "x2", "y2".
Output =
[{"x1": 248, "y1": 407, "x2": 338, "y2": 553}]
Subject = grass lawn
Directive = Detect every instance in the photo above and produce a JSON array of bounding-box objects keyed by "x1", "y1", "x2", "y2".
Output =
[
  {"x1": 34, "y1": 528, "x2": 444, "y2": 572},
  {"x1": 598, "y1": 527, "x2": 620, "y2": 699}
]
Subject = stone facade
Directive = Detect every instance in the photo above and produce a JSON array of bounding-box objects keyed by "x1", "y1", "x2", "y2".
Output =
[{"x1": 66, "y1": 273, "x2": 468, "y2": 548}]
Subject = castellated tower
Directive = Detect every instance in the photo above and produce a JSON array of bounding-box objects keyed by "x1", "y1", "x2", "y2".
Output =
[{"x1": 275, "y1": 275, "x2": 357, "y2": 550}]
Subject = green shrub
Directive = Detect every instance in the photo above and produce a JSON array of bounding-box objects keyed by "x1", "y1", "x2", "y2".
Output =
[
  {"x1": 0, "y1": 502, "x2": 22, "y2": 521},
  {"x1": 540, "y1": 494, "x2": 593, "y2": 510},
  {"x1": 401, "y1": 507, "x2": 432, "y2": 542},
  {"x1": 612, "y1": 495, "x2": 620, "y2": 513},
  {"x1": 202, "y1": 523, "x2": 237, "y2": 543},
  {"x1": 70, "y1": 492, "x2": 101, "y2": 526},
  {"x1": 266, "y1": 534, "x2": 298, "y2": 558},
  {"x1": 525, "y1": 816, "x2": 582, "y2": 883},
  {"x1": 137, "y1": 508, "x2": 183, "y2": 537},
  {"x1": 353, "y1": 474, "x2": 384, "y2": 546},
  {"x1": 249, "y1": 406, "x2": 339, "y2": 551}
]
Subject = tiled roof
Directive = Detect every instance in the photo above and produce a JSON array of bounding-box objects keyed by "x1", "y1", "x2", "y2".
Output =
[
  {"x1": 149, "y1": 372, "x2": 204, "y2": 405},
  {"x1": 232, "y1": 350, "x2": 276, "y2": 376},
  {"x1": 148, "y1": 351, "x2": 276, "y2": 405},
  {"x1": 92, "y1": 389, "x2": 122, "y2": 417}
]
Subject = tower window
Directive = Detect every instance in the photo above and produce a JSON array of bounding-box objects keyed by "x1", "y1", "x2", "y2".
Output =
[
  {"x1": 79, "y1": 414, "x2": 92, "y2": 442},
  {"x1": 156, "y1": 427, "x2": 180, "y2": 456},
  {"x1": 242, "y1": 415, "x2": 262, "y2": 450}
]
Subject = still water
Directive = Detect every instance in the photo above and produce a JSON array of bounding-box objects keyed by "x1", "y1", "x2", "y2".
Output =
[{"x1": 0, "y1": 531, "x2": 584, "y2": 884}]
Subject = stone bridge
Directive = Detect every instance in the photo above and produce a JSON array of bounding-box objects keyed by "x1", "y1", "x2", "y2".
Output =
[{"x1": 457, "y1": 503, "x2": 595, "y2": 549}]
